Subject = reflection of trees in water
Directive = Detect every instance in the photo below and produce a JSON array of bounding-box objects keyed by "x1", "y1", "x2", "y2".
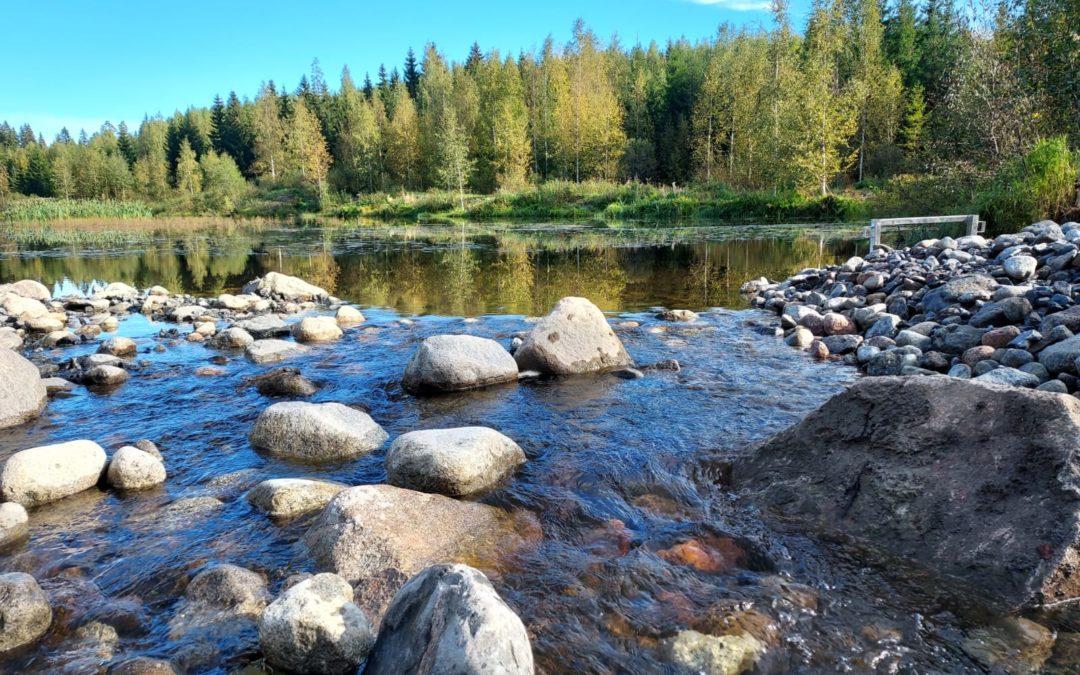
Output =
[
  {"x1": 1, "y1": 224, "x2": 861, "y2": 312},
  {"x1": 491, "y1": 248, "x2": 536, "y2": 314}
]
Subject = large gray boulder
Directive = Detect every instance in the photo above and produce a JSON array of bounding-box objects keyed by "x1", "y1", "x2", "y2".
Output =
[
  {"x1": 0, "y1": 572, "x2": 52, "y2": 652},
  {"x1": 402, "y1": 335, "x2": 519, "y2": 394},
  {"x1": 249, "y1": 402, "x2": 388, "y2": 462},
  {"x1": 4, "y1": 279, "x2": 51, "y2": 302},
  {"x1": 243, "y1": 272, "x2": 328, "y2": 301},
  {"x1": 734, "y1": 376, "x2": 1080, "y2": 610},
  {"x1": 1, "y1": 440, "x2": 107, "y2": 507},
  {"x1": 514, "y1": 297, "x2": 633, "y2": 375},
  {"x1": 258, "y1": 573, "x2": 375, "y2": 675},
  {"x1": 247, "y1": 478, "x2": 346, "y2": 519},
  {"x1": 304, "y1": 485, "x2": 515, "y2": 619},
  {"x1": 0, "y1": 348, "x2": 47, "y2": 429},
  {"x1": 386, "y1": 427, "x2": 526, "y2": 497},
  {"x1": 365, "y1": 564, "x2": 534, "y2": 675}
]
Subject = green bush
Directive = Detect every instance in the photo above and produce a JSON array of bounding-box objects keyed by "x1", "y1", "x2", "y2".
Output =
[{"x1": 979, "y1": 137, "x2": 1078, "y2": 229}]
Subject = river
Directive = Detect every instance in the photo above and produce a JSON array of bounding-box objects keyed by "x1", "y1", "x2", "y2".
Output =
[{"x1": 0, "y1": 221, "x2": 1072, "y2": 673}]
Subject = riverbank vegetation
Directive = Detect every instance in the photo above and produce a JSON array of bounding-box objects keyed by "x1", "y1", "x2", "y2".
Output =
[{"x1": 1, "y1": 1, "x2": 1078, "y2": 228}]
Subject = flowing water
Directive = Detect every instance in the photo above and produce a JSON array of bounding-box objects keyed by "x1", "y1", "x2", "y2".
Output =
[{"x1": 0, "y1": 221, "x2": 1075, "y2": 673}]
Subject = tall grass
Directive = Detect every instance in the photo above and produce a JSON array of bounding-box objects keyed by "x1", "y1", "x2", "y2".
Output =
[
  {"x1": 979, "y1": 137, "x2": 1079, "y2": 228},
  {"x1": 1, "y1": 197, "x2": 153, "y2": 222}
]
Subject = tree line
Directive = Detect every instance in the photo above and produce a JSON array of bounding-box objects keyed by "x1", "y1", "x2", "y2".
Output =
[{"x1": 0, "y1": 0, "x2": 1077, "y2": 214}]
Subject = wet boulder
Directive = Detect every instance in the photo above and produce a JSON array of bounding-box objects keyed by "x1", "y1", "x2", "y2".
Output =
[
  {"x1": 0, "y1": 440, "x2": 107, "y2": 507},
  {"x1": 336, "y1": 305, "x2": 365, "y2": 325},
  {"x1": 0, "y1": 573, "x2": 52, "y2": 653},
  {"x1": 248, "y1": 367, "x2": 318, "y2": 397},
  {"x1": 247, "y1": 478, "x2": 346, "y2": 519},
  {"x1": 106, "y1": 446, "x2": 167, "y2": 490},
  {"x1": 249, "y1": 401, "x2": 388, "y2": 462},
  {"x1": 84, "y1": 365, "x2": 130, "y2": 386},
  {"x1": 657, "y1": 309, "x2": 698, "y2": 322},
  {"x1": 291, "y1": 316, "x2": 343, "y2": 343},
  {"x1": 735, "y1": 376, "x2": 1080, "y2": 610},
  {"x1": 98, "y1": 337, "x2": 137, "y2": 357},
  {"x1": 209, "y1": 327, "x2": 254, "y2": 349},
  {"x1": 386, "y1": 427, "x2": 526, "y2": 497},
  {"x1": 364, "y1": 564, "x2": 534, "y2": 675},
  {"x1": 0, "y1": 348, "x2": 47, "y2": 429},
  {"x1": 242, "y1": 272, "x2": 328, "y2": 301},
  {"x1": 402, "y1": 335, "x2": 519, "y2": 394},
  {"x1": 2, "y1": 294, "x2": 49, "y2": 320},
  {"x1": 258, "y1": 573, "x2": 375, "y2": 675},
  {"x1": 514, "y1": 296, "x2": 633, "y2": 375},
  {"x1": 185, "y1": 564, "x2": 269, "y2": 616},
  {"x1": 304, "y1": 485, "x2": 518, "y2": 618}
]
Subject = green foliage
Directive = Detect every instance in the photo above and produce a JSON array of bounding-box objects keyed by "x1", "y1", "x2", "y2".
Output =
[{"x1": 979, "y1": 137, "x2": 1079, "y2": 228}]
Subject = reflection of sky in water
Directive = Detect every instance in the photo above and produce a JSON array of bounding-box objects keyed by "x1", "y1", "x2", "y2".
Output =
[{"x1": 2, "y1": 223, "x2": 866, "y2": 313}]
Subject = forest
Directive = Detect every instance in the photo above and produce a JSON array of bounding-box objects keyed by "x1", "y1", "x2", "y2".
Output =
[{"x1": 1, "y1": 0, "x2": 1078, "y2": 226}]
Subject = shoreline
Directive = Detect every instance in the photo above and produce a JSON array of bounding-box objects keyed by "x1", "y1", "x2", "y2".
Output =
[{"x1": 742, "y1": 219, "x2": 1080, "y2": 394}]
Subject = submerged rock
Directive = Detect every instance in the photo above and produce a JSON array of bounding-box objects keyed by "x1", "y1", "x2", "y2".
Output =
[
  {"x1": 386, "y1": 427, "x2": 526, "y2": 497},
  {"x1": 735, "y1": 376, "x2": 1080, "y2": 610},
  {"x1": 1, "y1": 440, "x2": 107, "y2": 507},
  {"x1": 304, "y1": 485, "x2": 517, "y2": 618},
  {"x1": 365, "y1": 564, "x2": 534, "y2": 675},
  {"x1": 660, "y1": 629, "x2": 763, "y2": 675},
  {"x1": 249, "y1": 401, "x2": 388, "y2": 462},
  {"x1": 514, "y1": 296, "x2": 633, "y2": 375},
  {"x1": 259, "y1": 573, "x2": 375, "y2": 675},
  {"x1": 0, "y1": 502, "x2": 29, "y2": 548},
  {"x1": 0, "y1": 348, "x2": 47, "y2": 429},
  {"x1": 105, "y1": 657, "x2": 181, "y2": 674},
  {"x1": 402, "y1": 334, "x2": 519, "y2": 394},
  {"x1": 657, "y1": 309, "x2": 699, "y2": 322},
  {"x1": 83, "y1": 365, "x2": 129, "y2": 386},
  {"x1": 0, "y1": 572, "x2": 52, "y2": 653},
  {"x1": 247, "y1": 478, "x2": 346, "y2": 519}
]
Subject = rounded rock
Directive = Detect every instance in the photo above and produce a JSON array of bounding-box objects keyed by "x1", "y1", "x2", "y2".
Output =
[
  {"x1": 249, "y1": 401, "x2": 388, "y2": 463},
  {"x1": 107, "y1": 446, "x2": 167, "y2": 490},
  {"x1": 513, "y1": 297, "x2": 633, "y2": 375},
  {"x1": 386, "y1": 427, "x2": 527, "y2": 497},
  {"x1": 186, "y1": 564, "x2": 269, "y2": 615},
  {"x1": 292, "y1": 316, "x2": 344, "y2": 343},
  {"x1": 0, "y1": 502, "x2": 29, "y2": 548},
  {"x1": 402, "y1": 335, "x2": 519, "y2": 394},
  {"x1": 0, "y1": 440, "x2": 108, "y2": 507},
  {"x1": 258, "y1": 573, "x2": 376, "y2": 675}
]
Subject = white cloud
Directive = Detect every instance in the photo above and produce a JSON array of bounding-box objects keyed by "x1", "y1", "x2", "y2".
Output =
[{"x1": 687, "y1": 0, "x2": 772, "y2": 11}]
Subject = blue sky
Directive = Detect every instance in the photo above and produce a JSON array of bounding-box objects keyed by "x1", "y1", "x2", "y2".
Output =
[{"x1": 2, "y1": 0, "x2": 808, "y2": 140}]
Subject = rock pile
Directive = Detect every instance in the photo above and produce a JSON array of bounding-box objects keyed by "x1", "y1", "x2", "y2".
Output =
[{"x1": 743, "y1": 220, "x2": 1080, "y2": 392}]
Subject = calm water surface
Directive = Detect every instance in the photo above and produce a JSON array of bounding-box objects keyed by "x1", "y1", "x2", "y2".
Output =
[{"x1": 0, "y1": 222, "x2": 1073, "y2": 673}]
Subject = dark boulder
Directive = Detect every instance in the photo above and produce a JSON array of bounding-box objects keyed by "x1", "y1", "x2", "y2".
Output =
[{"x1": 734, "y1": 376, "x2": 1080, "y2": 610}]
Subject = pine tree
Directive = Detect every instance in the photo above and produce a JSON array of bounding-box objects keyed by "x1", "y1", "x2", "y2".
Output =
[{"x1": 404, "y1": 47, "x2": 421, "y2": 99}]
